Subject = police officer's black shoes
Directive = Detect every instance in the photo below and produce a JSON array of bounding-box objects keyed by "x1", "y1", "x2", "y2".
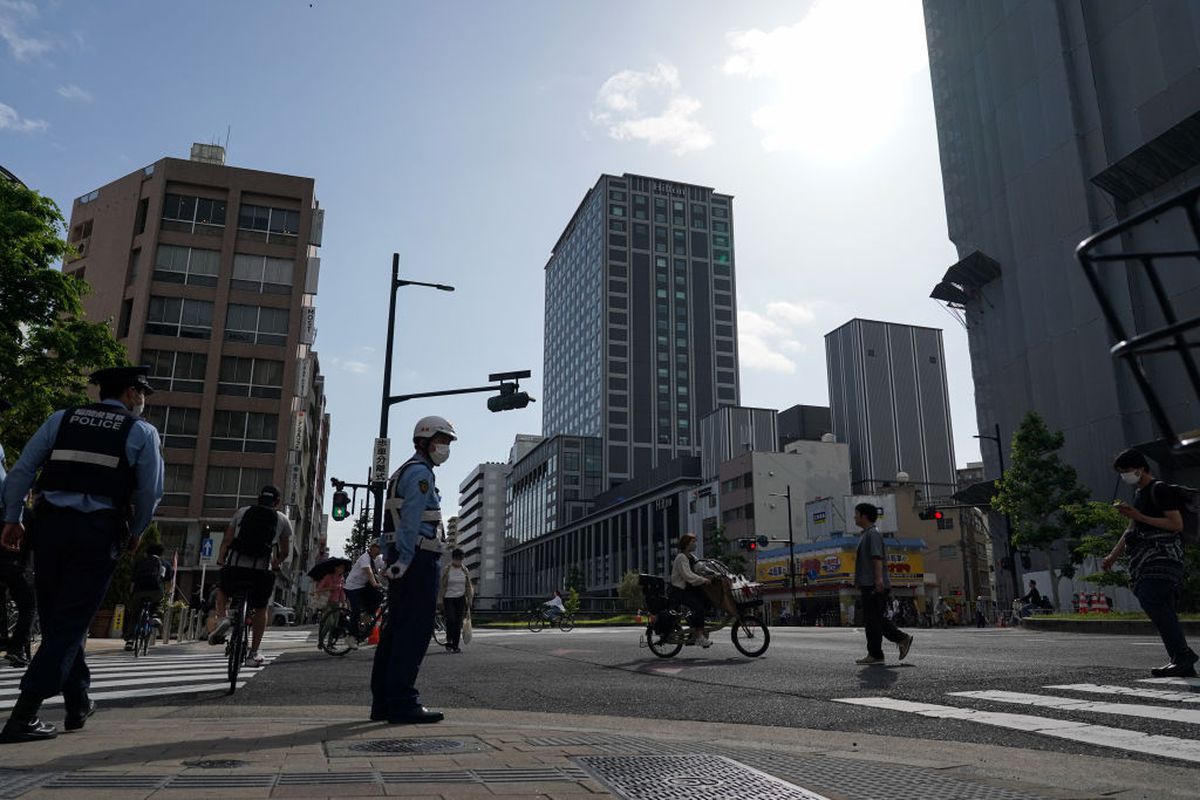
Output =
[
  {"x1": 388, "y1": 706, "x2": 444, "y2": 724},
  {"x1": 0, "y1": 717, "x2": 57, "y2": 744},
  {"x1": 64, "y1": 698, "x2": 97, "y2": 731}
]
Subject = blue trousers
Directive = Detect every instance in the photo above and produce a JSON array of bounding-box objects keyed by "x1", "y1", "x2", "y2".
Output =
[
  {"x1": 370, "y1": 550, "x2": 438, "y2": 716},
  {"x1": 21, "y1": 509, "x2": 120, "y2": 706}
]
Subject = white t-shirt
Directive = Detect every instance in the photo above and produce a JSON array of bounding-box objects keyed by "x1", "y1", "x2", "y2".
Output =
[
  {"x1": 444, "y1": 567, "x2": 467, "y2": 599},
  {"x1": 545, "y1": 595, "x2": 565, "y2": 611},
  {"x1": 344, "y1": 552, "x2": 377, "y2": 591}
]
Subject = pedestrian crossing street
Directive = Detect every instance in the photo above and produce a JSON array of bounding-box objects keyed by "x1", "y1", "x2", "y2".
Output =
[
  {"x1": 836, "y1": 675, "x2": 1200, "y2": 763},
  {"x1": 0, "y1": 629, "x2": 313, "y2": 711}
]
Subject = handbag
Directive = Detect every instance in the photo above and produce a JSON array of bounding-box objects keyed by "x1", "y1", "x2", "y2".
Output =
[{"x1": 462, "y1": 612, "x2": 472, "y2": 645}]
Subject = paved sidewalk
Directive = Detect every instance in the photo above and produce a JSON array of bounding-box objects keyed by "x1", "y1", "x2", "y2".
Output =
[{"x1": 1, "y1": 701, "x2": 1194, "y2": 800}]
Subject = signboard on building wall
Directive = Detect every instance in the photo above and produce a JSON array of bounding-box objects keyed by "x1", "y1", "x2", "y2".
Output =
[
  {"x1": 287, "y1": 463, "x2": 302, "y2": 506},
  {"x1": 295, "y1": 355, "x2": 312, "y2": 399},
  {"x1": 300, "y1": 307, "x2": 317, "y2": 344},
  {"x1": 292, "y1": 410, "x2": 307, "y2": 453},
  {"x1": 756, "y1": 544, "x2": 924, "y2": 588},
  {"x1": 805, "y1": 498, "x2": 840, "y2": 538},
  {"x1": 844, "y1": 494, "x2": 898, "y2": 534}
]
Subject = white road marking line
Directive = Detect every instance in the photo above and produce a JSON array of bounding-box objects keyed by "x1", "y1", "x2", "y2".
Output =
[
  {"x1": 0, "y1": 660, "x2": 274, "y2": 681},
  {"x1": 950, "y1": 690, "x2": 1200, "y2": 725},
  {"x1": 833, "y1": 697, "x2": 1200, "y2": 763},
  {"x1": 1045, "y1": 683, "x2": 1200, "y2": 703},
  {"x1": 0, "y1": 682, "x2": 245, "y2": 711},
  {"x1": 1140, "y1": 676, "x2": 1200, "y2": 688},
  {"x1": 0, "y1": 669, "x2": 262, "y2": 697}
]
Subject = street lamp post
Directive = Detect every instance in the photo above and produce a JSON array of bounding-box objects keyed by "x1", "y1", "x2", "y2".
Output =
[
  {"x1": 373, "y1": 253, "x2": 455, "y2": 541},
  {"x1": 974, "y1": 422, "x2": 1019, "y2": 600},
  {"x1": 769, "y1": 486, "x2": 798, "y2": 619}
]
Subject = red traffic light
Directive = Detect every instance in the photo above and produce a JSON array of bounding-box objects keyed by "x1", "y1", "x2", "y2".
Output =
[{"x1": 934, "y1": 510, "x2": 944, "y2": 520}]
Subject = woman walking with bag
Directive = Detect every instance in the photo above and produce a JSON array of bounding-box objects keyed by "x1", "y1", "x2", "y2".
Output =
[{"x1": 437, "y1": 548, "x2": 473, "y2": 653}]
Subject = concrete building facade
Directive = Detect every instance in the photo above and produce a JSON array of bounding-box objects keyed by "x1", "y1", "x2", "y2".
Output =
[
  {"x1": 924, "y1": 1, "x2": 1200, "y2": 600},
  {"x1": 63, "y1": 144, "x2": 329, "y2": 607},
  {"x1": 457, "y1": 463, "x2": 508, "y2": 605},
  {"x1": 825, "y1": 319, "x2": 957, "y2": 495}
]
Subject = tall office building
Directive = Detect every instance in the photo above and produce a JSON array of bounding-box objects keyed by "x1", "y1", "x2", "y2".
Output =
[
  {"x1": 825, "y1": 319, "x2": 956, "y2": 494},
  {"x1": 457, "y1": 463, "x2": 509, "y2": 604},
  {"x1": 63, "y1": 144, "x2": 330, "y2": 606},
  {"x1": 542, "y1": 173, "x2": 740, "y2": 489},
  {"x1": 925, "y1": 1, "x2": 1200, "y2": 501}
]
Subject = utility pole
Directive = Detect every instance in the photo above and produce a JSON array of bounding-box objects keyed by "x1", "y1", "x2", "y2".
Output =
[{"x1": 975, "y1": 422, "x2": 1019, "y2": 600}]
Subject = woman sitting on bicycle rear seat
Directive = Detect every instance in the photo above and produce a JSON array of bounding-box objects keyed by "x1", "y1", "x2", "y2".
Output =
[{"x1": 671, "y1": 534, "x2": 711, "y2": 647}]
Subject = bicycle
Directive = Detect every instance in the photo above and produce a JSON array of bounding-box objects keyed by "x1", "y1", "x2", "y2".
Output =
[
  {"x1": 224, "y1": 591, "x2": 253, "y2": 694},
  {"x1": 322, "y1": 600, "x2": 386, "y2": 656},
  {"x1": 432, "y1": 610, "x2": 447, "y2": 646},
  {"x1": 131, "y1": 598, "x2": 156, "y2": 658},
  {"x1": 527, "y1": 606, "x2": 575, "y2": 633}
]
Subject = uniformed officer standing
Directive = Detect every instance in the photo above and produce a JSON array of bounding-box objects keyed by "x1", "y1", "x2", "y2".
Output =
[
  {"x1": 0, "y1": 397, "x2": 37, "y2": 669},
  {"x1": 370, "y1": 415, "x2": 455, "y2": 724},
  {"x1": 0, "y1": 366, "x2": 164, "y2": 744}
]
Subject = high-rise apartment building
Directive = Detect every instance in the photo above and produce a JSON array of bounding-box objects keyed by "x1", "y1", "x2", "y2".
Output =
[
  {"x1": 542, "y1": 173, "x2": 740, "y2": 489},
  {"x1": 925, "y1": 1, "x2": 1200, "y2": 496},
  {"x1": 457, "y1": 463, "x2": 508, "y2": 605},
  {"x1": 63, "y1": 144, "x2": 330, "y2": 606},
  {"x1": 825, "y1": 319, "x2": 956, "y2": 494}
]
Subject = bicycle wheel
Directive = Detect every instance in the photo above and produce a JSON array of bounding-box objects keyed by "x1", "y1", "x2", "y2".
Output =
[
  {"x1": 432, "y1": 614, "x2": 446, "y2": 646},
  {"x1": 731, "y1": 615, "x2": 770, "y2": 657},
  {"x1": 646, "y1": 625, "x2": 683, "y2": 658},
  {"x1": 318, "y1": 607, "x2": 340, "y2": 650},
  {"x1": 227, "y1": 600, "x2": 248, "y2": 693},
  {"x1": 557, "y1": 614, "x2": 575, "y2": 633},
  {"x1": 322, "y1": 611, "x2": 354, "y2": 656},
  {"x1": 528, "y1": 611, "x2": 545, "y2": 632},
  {"x1": 136, "y1": 609, "x2": 152, "y2": 657}
]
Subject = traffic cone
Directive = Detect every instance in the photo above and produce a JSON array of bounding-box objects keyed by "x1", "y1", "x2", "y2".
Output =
[
  {"x1": 1098, "y1": 592, "x2": 1110, "y2": 613},
  {"x1": 635, "y1": 609, "x2": 643, "y2": 624},
  {"x1": 367, "y1": 621, "x2": 380, "y2": 645}
]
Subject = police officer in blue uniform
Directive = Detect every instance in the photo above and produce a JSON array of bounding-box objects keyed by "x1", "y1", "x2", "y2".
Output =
[
  {"x1": 370, "y1": 415, "x2": 455, "y2": 724},
  {"x1": 0, "y1": 366, "x2": 164, "y2": 744}
]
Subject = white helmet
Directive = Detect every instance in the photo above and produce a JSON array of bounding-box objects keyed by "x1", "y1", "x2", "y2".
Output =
[{"x1": 413, "y1": 415, "x2": 457, "y2": 442}]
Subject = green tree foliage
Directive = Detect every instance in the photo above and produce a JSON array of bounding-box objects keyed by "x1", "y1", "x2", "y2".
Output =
[
  {"x1": 703, "y1": 524, "x2": 747, "y2": 576},
  {"x1": 1066, "y1": 501, "x2": 1130, "y2": 589},
  {"x1": 102, "y1": 523, "x2": 163, "y2": 612},
  {"x1": 343, "y1": 508, "x2": 372, "y2": 561},
  {"x1": 565, "y1": 587, "x2": 581, "y2": 616},
  {"x1": 992, "y1": 412, "x2": 1090, "y2": 609},
  {"x1": 618, "y1": 570, "x2": 645, "y2": 612},
  {"x1": 565, "y1": 565, "x2": 584, "y2": 593},
  {"x1": 0, "y1": 181, "x2": 126, "y2": 463}
]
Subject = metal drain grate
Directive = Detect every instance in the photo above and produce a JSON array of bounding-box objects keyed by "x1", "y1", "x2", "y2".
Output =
[
  {"x1": 181, "y1": 759, "x2": 248, "y2": 769},
  {"x1": 169, "y1": 774, "x2": 277, "y2": 788},
  {"x1": 578, "y1": 754, "x2": 832, "y2": 800},
  {"x1": 41, "y1": 774, "x2": 170, "y2": 789},
  {"x1": 472, "y1": 767, "x2": 591, "y2": 783},
  {"x1": 379, "y1": 771, "x2": 476, "y2": 784},
  {"x1": 326, "y1": 735, "x2": 492, "y2": 757},
  {"x1": 0, "y1": 770, "x2": 51, "y2": 798},
  {"x1": 276, "y1": 772, "x2": 377, "y2": 785}
]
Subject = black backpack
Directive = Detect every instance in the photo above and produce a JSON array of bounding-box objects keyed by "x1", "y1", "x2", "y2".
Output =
[
  {"x1": 232, "y1": 504, "x2": 278, "y2": 559},
  {"x1": 133, "y1": 554, "x2": 161, "y2": 586},
  {"x1": 1153, "y1": 481, "x2": 1200, "y2": 547}
]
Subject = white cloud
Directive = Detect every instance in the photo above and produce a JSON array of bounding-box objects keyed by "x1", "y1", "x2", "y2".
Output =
[
  {"x1": 0, "y1": 100, "x2": 47, "y2": 133},
  {"x1": 738, "y1": 301, "x2": 829, "y2": 374},
  {"x1": 724, "y1": 0, "x2": 928, "y2": 157},
  {"x1": 766, "y1": 300, "x2": 817, "y2": 326},
  {"x1": 591, "y1": 63, "x2": 714, "y2": 155},
  {"x1": 0, "y1": 0, "x2": 51, "y2": 60},
  {"x1": 57, "y1": 84, "x2": 91, "y2": 103},
  {"x1": 327, "y1": 356, "x2": 371, "y2": 375}
]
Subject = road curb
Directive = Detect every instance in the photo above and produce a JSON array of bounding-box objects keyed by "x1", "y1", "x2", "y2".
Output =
[{"x1": 1022, "y1": 617, "x2": 1200, "y2": 635}]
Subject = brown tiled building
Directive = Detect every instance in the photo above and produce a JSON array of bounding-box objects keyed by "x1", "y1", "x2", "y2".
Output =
[{"x1": 63, "y1": 144, "x2": 331, "y2": 610}]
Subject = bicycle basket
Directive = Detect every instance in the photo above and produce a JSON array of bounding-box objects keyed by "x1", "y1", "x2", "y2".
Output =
[
  {"x1": 1076, "y1": 182, "x2": 1200, "y2": 451},
  {"x1": 730, "y1": 579, "x2": 763, "y2": 607}
]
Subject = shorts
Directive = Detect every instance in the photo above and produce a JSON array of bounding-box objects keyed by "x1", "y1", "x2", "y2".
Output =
[{"x1": 219, "y1": 565, "x2": 275, "y2": 609}]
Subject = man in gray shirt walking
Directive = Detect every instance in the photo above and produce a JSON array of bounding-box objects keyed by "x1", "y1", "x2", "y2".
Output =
[{"x1": 854, "y1": 502, "x2": 914, "y2": 665}]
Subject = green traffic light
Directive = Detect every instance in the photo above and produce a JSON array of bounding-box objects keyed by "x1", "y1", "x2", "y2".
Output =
[{"x1": 331, "y1": 505, "x2": 348, "y2": 521}]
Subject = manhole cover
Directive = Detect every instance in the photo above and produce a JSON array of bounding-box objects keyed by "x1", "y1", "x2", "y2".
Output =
[
  {"x1": 325, "y1": 735, "x2": 492, "y2": 757},
  {"x1": 182, "y1": 759, "x2": 248, "y2": 769},
  {"x1": 577, "y1": 754, "x2": 832, "y2": 800}
]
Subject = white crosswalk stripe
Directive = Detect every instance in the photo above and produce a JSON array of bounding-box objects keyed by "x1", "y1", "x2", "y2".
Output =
[
  {"x1": 835, "y1": 675, "x2": 1200, "y2": 764},
  {"x1": 0, "y1": 652, "x2": 277, "y2": 710}
]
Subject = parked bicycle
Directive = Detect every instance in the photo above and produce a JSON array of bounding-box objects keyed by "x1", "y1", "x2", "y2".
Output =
[{"x1": 527, "y1": 605, "x2": 575, "y2": 632}]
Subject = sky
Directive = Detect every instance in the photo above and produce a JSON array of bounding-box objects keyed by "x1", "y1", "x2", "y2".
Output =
[{"x1": 0, "y1": 0, "x2": 978, "y2": 557}]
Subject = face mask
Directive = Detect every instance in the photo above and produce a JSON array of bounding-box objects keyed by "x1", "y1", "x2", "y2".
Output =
[
  {"x1": 132, "y1": 398, "x2": 146, "y2": 417},
  {"x1": 1120, "y1": 471, "x2": 1141, "y2": 485},
  {"x1": 430, "y1": 443, "x2": 450, "y2": 465}
]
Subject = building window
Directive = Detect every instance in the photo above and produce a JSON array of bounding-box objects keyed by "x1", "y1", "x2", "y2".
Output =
[
  {"x1": 142, "y1": 406, "x2": 200, "y2": 449},
  {"x1": 204, "y1": 465, "x2": 274, "y2": 510},
  {"x1": 938, "y1": 545, "x2": 957, "y2": 558},
  {"x1": 152, "y1": 245, "x2": 219, "y2": 287},
  {"x1": 162, "y1": 462, "x2": 194, "y2": 508},
  {"x1": 225, "y1": 304, "x2": 289, "y2": 346},
  {"x1": 145, "y1": 296, "x2": 214, "y2": 339},
  {"x1": 161, "y1": 193, "x2": 227, "y2": 232},
  {"x1": 211, "y1": 410, "x2": 278, "y2": 454},
  {"x1": 609, "y1": 204, "x2": 625, "y2": 217},
  {"x1": 238, "y1": 203, "x2": 300, "y2": 241},
  {"x1": 217, "y1": 356, "x2": 284, "y2": 398},
  {"x1": 143, "y1": 349, "x2": 207, "y2": 393},
  {"x1": 937, "y1": 516, "x2": 955, "y2": 531},
  {"x1": 232, "y1": 254, "x2": 294, "y2": 294}
]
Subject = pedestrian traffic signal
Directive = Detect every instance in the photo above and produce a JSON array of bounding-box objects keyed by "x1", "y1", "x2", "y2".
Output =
[
  {"x1": 487, "y1": 382, "x2": 535, "y2": 413},
  {"x1": 331, "y1": 490, "x2": 350, "y2": 521},
  {"x1": 737, "y1": 538, "x2": 758, "y2": 551},
  {"x1": 919, "y1": 505, "x2": 943, "y2": 521}
]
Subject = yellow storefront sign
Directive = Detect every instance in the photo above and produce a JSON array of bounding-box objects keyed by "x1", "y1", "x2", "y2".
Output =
[{"x1": 755, "y1": 544, "x2": 924, "y2": 588}]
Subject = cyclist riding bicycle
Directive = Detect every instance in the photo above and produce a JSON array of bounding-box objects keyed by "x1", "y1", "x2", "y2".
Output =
[
  {"x1": 543, "y1": 590, "x2": 566, "y2": 621},
  {"x1": 344, "y1": 540, "x2": 384, "y2": 643},
  {"x1": 208, "y1": 485, "x2": 291, "y2": 667},
  {"x1": 123, "y1": 543, "x2": 171, "y2": 651}
]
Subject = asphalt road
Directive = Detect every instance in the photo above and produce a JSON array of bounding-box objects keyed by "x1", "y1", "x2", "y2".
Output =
[{"x1": 168, "y1": 623, "x2": 1200, "y2": 767}]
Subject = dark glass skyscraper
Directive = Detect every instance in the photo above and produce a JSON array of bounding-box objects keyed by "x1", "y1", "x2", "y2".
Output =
[{"x1": 542, "y1": 174, "x2": 740, "y2": 489}]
